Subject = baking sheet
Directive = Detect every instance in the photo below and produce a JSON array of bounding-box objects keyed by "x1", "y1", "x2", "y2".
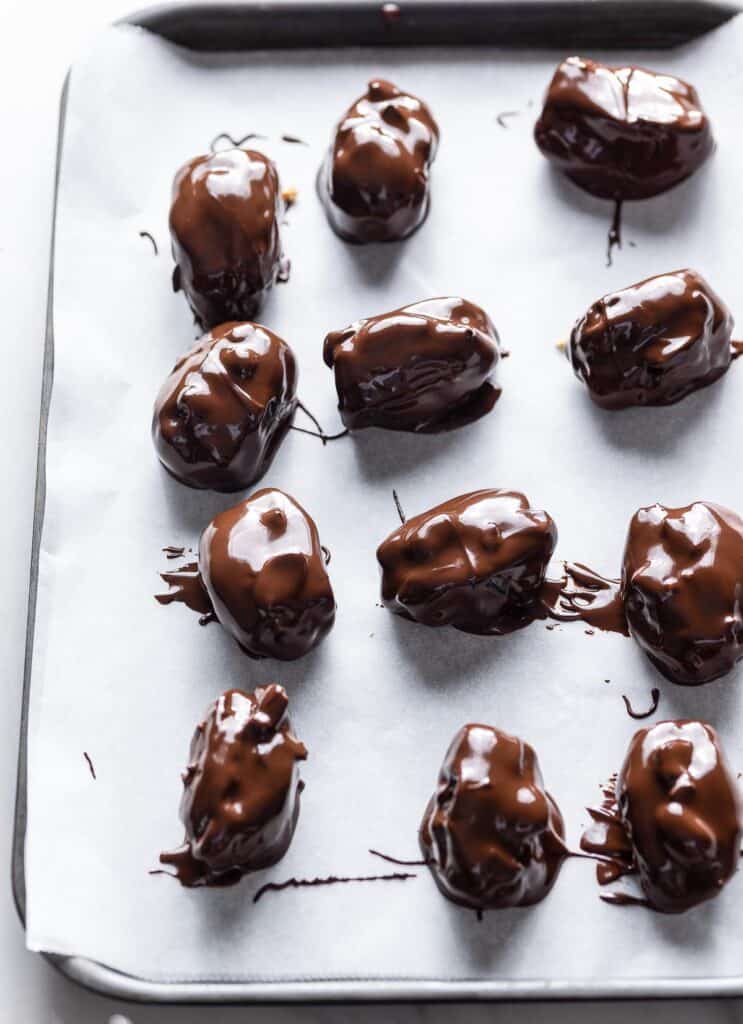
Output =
[{"x1": 24, "y1": 16, "x2": 743, "y2": 985}]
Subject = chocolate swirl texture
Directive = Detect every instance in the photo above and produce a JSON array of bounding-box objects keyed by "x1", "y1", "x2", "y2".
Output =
[
  {"x1": 420, "y1": 724, "x2": 566, "y2": 910},
  {"x1": 319, "y1": 79, "x2": 439, "y2": 243},
  {"x1": 200, "y1": 489, "x2": 336, "y2": 660},
  {"x1": 617, "y1": 720, "x2": 740, "y2": 912},
  {"x1": 152, "y1": 321, "x2": 298, "y2": 492},
  {"x1": 160, "y1": 685, "x2": 307, "y2": 886},
  {"x1": 377, "y1": 489, "x2": 557, "y2": 634},
  {"x1": 170, "y1": 149, "x2": 285, "y2": 328},
  {"x1": 324, "y1": 297, "x2": 500, "y2": 432},
  {"x1": 534, "y1": 57, "x2": 713, "y2": 200},
  {"x1": 567, "y1": 270, "x2": 734, "y2": 409},
  {"x1": 622, "y1": 501, "x2": 743, "y2": 685}
]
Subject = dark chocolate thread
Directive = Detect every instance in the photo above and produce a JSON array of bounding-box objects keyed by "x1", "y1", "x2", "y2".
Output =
[
  {"x1": 621, "y1": 688, "x2": 661, "y2": 720},
  {"x1": 289, "y1": 424, "x2": 349, "y2": 444},
  {"x1": 496, "y1": 110, "x2": 520, "y2": 128},
  {"x1": 252, "y1": 871, "x2": 416, "y2": 903},
  {"x1": 139, "y1": 230, "x2": 158, "y2": 255},
  {"x1": 392, "y1": 489, "x2": 406, "y2": 524},
  {"x1": 606, "y1": 200, "x2": 623, "y2": 267},
  {"x1": 209, "y1": 131, "x2": 267, "y2": 153},
  {"x1": 321, "y1": 545, "x2": 331, "y2": 565},
  {"x1": 83, "y1": 752, "x2": 96, "y2": 780},
  {"x1": 369, "y1": 848, "x2": 428, "y2": 866},
  {"x1": 162, "y1": 545, "x2": 187, "y2": 559},
  {"x1": 281, "y1": 134, "x2": 308, "y2": 145}
]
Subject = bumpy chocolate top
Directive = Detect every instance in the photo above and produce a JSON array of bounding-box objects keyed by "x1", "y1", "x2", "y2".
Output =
[
  {"x1": 420, "y1": 724, "x2": 566, "y2": 910},
  {"x1": 160, "y1": 685, "x2": 307, "y2": 886},
  {"x1": 377, "y1": 489, "x2": 557, "y2": 634},
  {"x1": 567, "y1": 270, "x2": 735, "y2": 410},
  {"x1": 622, "y1": 501, "x2": 743, "y2": 685},
  {"x1": 534, "y1": 57, "x2": 713, "y2": 200},
  {"x1": 199, "y1": 488, "x2": 335, "y2": 660},
  {"x1": 319, "y1": 79, "x2": 439, "y2": 243},
  {"x1": 152, "y1": 321, "x2": 298, "y2": 492},
  {"x1": 170, "y1": 149, "x2": 285, "y2": 328},
  {"x1": 324, "y1": 297, "x2": 500, "y2": 432},
  {"x1": 617, "y1": 720, "x2": 740, "y2": 912}
]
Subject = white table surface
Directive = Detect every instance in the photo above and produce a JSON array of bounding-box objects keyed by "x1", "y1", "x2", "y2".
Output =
[{"x1": 3, "y1": 0, "x2": 743, "y2": 1019}]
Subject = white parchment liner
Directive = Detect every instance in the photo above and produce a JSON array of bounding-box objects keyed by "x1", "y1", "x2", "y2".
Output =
[{"x1": 25, "y1": 17, "x2": 743, "y2": 983}]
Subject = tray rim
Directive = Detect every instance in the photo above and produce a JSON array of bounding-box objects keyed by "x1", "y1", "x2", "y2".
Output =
[{"x1": 13, "y1": 0, "x2": 743, "y2": 1005}]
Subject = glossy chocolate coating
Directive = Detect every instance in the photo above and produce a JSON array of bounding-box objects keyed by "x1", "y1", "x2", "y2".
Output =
[
  {"x1": 377, "y1": 489, "x2": 557, "y2": 634},
  {"x1": 420, "y1": 724, "x2": 566, "y2": 910},
  {"x1": 199, "y1": 489, "x2": 335, "y2": 660},
  {"x1": 319, "y1": 79, "x2": 439, "y2": 243},
  {"x1": 152, "y1": 321, "x2": 297, "y2": 492},
  {"x1": 568, "y1": 270, "x2": 734, "y2": 409},
  {"x1": 534, "y1": 57, "x2": 713, "y2": 200},
  {"x1": 324, "y1": 297, "x2": 500, "y2": 432},
  {"x1": 622, "y1": 502, "x2": 743, "y2": 685},
  {"x1": 617, "y1": 720, "x2": 740, "y2": 912},
  {"x1": 163, "y1": 685, "x2": 307, "y2": 886},
  {"x1": 170, "y1": 149, "x2": 285, "y2": 328}
]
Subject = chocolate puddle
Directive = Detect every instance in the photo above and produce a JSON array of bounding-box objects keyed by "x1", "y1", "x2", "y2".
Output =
[
  {"x1": 539, "y1": 562, "x2": 629, "y2": 635},
  {"x1": 155, "y1": 561, "x2": 215, "y2": 625}
]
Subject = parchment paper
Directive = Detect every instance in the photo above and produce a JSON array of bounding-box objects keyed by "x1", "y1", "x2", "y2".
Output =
[{"x1": 24, "y1": 16, "x2": 743, "y2": 983}]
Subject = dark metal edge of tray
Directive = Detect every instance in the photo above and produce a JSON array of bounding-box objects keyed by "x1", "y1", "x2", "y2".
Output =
[{"x1": 13, "y1": 0, "x2": 743, "y2": 1005}]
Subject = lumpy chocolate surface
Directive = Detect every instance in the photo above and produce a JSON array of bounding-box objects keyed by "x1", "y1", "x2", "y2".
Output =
[
  {"x1": 170, "y1": 149, "x2": 285, "y2": 328},
  {"x1": 324, "y1": 297, "x2": 500, "y2": 432},
  {"x1": 319, "y1": 79, "x2": 439, "y2": 243},
  {"x1": 622, "y1": 501, "x2": 743, "y2": 685},
  {"x1": 567, "y1": 270, "x2": 735, "y2": 409},
  {"x1": 582, "y1": 720, "x2": 741, "y2": 912},
  {"x1": 153, "y1": 321, "x2": 298, "y2": 492},
  {"x1": 200, "y1": 488, "x2": 335, "y2": 660},
  {"x1": 420, "y1": 724, "x2": 566, "y2": 910},
  {"x1": 377, "y1": 489, "x2": 557, "y2": 634},
  {"x1": 160, "y1": 684, "x2": 307, "y2": 887},
  {"x1": 534, "y1": 57, "x2": 713, "y2": 200}
]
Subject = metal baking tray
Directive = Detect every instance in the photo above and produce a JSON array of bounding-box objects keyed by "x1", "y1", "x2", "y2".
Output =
[{"x1": 12, "y1": 0, "x2": 741, "y2": 1004}]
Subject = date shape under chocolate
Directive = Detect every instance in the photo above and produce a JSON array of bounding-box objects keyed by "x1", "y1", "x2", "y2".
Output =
[
  {"x1": 534, "y1": 57, "x2": 714, "y2": 200},
  {"x1": 567, "y1": 269, "x2": 735, "y2": 409},
  {"x1": 170, "y1": 148, "x2": 286, "y2": 328},
  {"x1": 200, "y1": 488, "x2": 336, "y2": 660},
  {"x1": 324, "y1": 297, "x2": 500, "y2": 432},
  {"x1": 377, "y1": 489, "x2": 557, "y2": 634},
  {"x1": 160, "y1": 684, "x2": 307, "y2": 887},
  {"x1": 420, "y1": 724, "x2": 566, "y2": 910},
  {"x1": 622, "y1": 501, "x2": 743, "y2": 685},
  {"x1": 153, "y1": 321, "x2": 298, "y2": 492},
  {"x1": 318, "y1": 79, "x2": 439, "y2": 243}
]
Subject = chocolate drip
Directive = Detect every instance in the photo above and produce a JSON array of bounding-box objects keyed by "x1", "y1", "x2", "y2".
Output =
[
  {"x1": 539, "y1": 562, "x2": 628, "y2": 635},
  {"x1": 319, "y1": 79, "x2": 439, "y2": 243},
  {"x1": 324, "y1": 297, "x2": 500, "y2": 433},
  {"x1": 378, "y1": 490, "x2": 557, "y2": 636},
  {"x1": 581, "y1": 722, "x2": 742, "y2": 912},
  {"x1": 535, "y1": 57, "x2": 713, "y2": 200},
  {"x1": 622, "y1": 689, "x2": 660, "y2": 720},
  {"x1": 253, "y1": 871, "x2": 416, "y2": 903},
  {"x1": 605, "y1": 200, "x2": 622, "y2": 267},
  {"x1": 159, "y1": 685, "x2": 307, "y2": 887},
  {"x1": 567, "y1": 270, "x2": 735, "y2": 409},
  {"x1": 155, "y1": 562, "x2": 215, "y2": 624},
  {"x1": 420, "y1": 724, "x2": 566, "y2": 910},
  {"x1": 199, "y1": 488, "x2": 336, "y2": 660},
  {"x1": 152, "y1": 321, "x2": 298, "y2": 492},
  {"x1": 170, "y1": 148, "x2": 286, "y2": 328}
]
